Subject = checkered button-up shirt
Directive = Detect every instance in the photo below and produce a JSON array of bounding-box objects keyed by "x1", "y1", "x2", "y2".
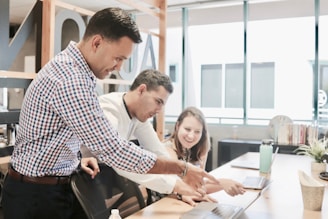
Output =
[{"x1": 11, "y1": 41, "x2": 156, "y2": 177}]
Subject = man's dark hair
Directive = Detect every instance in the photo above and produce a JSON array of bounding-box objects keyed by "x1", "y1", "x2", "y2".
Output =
[
  {"x1": 130, "y1": 69, "x2": 173, "y2": 94},
  {"x1": 83, "y1": 7, "x2": 142, "y2": 43}
]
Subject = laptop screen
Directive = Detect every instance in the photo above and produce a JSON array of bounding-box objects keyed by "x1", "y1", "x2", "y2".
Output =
[{"x1": 180, "y1": 190, "x2": 261, "y2": 219}]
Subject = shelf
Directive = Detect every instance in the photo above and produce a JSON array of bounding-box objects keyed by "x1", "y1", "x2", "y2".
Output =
[{"x1": 217, "y1": 138, "x2": 298, "y2": 166}]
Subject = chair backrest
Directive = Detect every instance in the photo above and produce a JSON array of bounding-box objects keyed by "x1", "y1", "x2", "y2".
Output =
[{"x1": 70, "y1": 164, "x2": 146, "y2": 219}]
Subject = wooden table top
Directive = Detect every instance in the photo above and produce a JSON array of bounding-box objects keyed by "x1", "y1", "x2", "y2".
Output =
[{"x1": 127, "y1": 152, "x2": 328, "y2": 219}]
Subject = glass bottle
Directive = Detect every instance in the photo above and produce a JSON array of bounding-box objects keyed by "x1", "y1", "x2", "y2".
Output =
[
  {"x1": 259, "y1": 139, "x2": 273, "y2": 173},
  {"x1": 109, "y1": 209, "x2": 122, "y2": 219}
]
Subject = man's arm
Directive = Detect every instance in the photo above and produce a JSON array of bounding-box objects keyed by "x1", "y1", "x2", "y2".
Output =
[
  {"x1": 134, "y1": 121, "x2": 170, "y2": 157},
  {"x1": 113, "y1": 167, "x2": 177, "y2": 194},
  {"x1": 148, "y1": 156, "x2": 219, "y2": 193}
]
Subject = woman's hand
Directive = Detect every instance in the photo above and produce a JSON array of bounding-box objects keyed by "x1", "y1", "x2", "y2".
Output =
[
  {"x1": 80, "y1": 157, "x2": 100, "y2": 179},
  {"x1": 219, "y1": 178, "x2": 246, "y2": 196},
  {"x1": 204, "y1": 178, "x2": 246, "y2": 195}
]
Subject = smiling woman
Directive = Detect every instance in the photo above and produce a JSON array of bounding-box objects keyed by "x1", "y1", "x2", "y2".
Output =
[
  {"x1": 165, "y1": 107, "x2": 210, "y2": 168},
  {"x1": 164, "y1": 106, "x2": 246, "y2": 206}
]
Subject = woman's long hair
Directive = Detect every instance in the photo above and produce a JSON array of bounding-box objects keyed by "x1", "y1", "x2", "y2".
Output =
[{"x1": 169, "y1": 107, "x2": 210, "y2": 165}]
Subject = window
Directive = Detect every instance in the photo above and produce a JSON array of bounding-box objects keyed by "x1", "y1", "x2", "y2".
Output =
[
  {"x1": 225, "y1": 63, "x2": 244, "y2": 108},
  {"x1": 187, "y1": 21, "x2": 244, "y2": 119},
  {"x1": 248, "y1": 15, "x2": 314, "y2": 123},
  {"x1": 169, "y1": 64, "x2": 177, "y2": 82},
  {"x1": 165, "y1": 27, "x2": 183, "y2": 118},
  {"x1": 146, "y1": 0, "x2": 328, "y2": 125},
  {"x1": 318, "y1": 11, "x2": 328, "y2": 125},
  {"x1": 201, "y1": 64, "x2": 222, "y2": 108},
  {"x1": 250, "y1": 62, "x2": 274, "y2": 109}
]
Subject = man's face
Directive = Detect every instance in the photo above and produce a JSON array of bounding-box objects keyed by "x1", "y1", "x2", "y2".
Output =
[
  {"x1": 135, "y1": 86, "x2": 170, "y2": 122},
  {"x1": 90, "y1": 36, "x2": 134, "y2": 79}
]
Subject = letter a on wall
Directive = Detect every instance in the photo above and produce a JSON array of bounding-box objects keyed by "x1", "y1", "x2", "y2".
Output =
[{"x1": 140, "y1": 34, "x2": 156, "y2": 70}]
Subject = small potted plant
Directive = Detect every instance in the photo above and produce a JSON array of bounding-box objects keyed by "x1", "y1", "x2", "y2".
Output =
[{"x1": 294, "y1": 137, "x2": 328, "y2": 173}]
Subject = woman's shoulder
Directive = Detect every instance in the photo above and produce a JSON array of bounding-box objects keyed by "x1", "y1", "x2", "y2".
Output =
[{"x1": 163, "y1": 140, "x2": 178, "y2": 160}]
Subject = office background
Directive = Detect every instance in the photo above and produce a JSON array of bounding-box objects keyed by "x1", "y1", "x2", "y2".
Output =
[{"x1": 2, "y1": 0, "x2": 328, "y2": 168}]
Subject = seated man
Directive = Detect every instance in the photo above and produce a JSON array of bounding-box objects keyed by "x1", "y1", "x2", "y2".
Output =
[{"x1": 84, "y1": 69, "x2": 195, "y2": 198}]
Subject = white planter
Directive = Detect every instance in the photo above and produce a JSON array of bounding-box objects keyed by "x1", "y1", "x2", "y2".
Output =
[
  {"x1": 299, "y1": 170, "x2": 325, "y2": 211},
  {"x1": 311, "y1": 162, "x2": 327, "y2": 173}
]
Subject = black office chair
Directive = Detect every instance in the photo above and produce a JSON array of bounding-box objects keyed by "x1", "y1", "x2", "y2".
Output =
[{"x1": 70, "y1": 163, "x2": 146, "y2": 219}]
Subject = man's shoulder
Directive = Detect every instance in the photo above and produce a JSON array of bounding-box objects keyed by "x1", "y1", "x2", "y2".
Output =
[{"x1": 98, "y1": 92, "x2": 124, "y2": 103}]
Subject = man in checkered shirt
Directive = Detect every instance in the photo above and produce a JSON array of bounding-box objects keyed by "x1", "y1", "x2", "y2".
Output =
[{"x1": 2, "y1": 7, "x2": 218, "y2": 219}]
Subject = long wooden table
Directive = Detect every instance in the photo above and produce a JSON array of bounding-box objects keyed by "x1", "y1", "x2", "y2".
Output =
[{"x1": 126, "y1": 152, "x2": 328, "y2": 219}]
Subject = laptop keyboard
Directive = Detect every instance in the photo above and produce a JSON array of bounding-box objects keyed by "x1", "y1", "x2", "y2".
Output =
[
  {"x1": 180, "y1": 201, "x2": 245, "y2": 219},
  {"x1": 211, "y1": 204, "x2": 243, "y2": 219}
]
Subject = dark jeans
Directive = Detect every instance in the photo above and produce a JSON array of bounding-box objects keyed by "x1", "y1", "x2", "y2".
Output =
[{"x1": 2, "y1": 174, "x2": 88, "y2": 219}]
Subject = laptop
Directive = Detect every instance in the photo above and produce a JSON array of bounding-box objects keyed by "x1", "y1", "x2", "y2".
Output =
[
  {"x1": 180, "y1": 190, "x2": 261, "y2": 219},
  {"x1": 230, "y1": 160, "x2": 259, "y2": 170},
  {"x1": 242, "y1": 176, "x2": 271, "y2": 190},
  {"x1": 230, "y1": 147, "x2": 279, "y2": 171}
]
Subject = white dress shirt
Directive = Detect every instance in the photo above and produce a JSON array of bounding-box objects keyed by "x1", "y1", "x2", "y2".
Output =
[{"x1": 97, "y1": 92, "x2": 177, "y2": 194}]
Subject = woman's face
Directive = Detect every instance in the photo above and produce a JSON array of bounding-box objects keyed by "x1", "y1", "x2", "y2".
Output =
[{"x1": 176, "y1": 115, "x2": 203, "y2": 150}]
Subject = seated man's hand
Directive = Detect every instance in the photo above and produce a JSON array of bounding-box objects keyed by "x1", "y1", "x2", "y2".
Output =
[
  {"x1": 173, "y1": 178, "x2": 206, "y2": 197},
  {"x1": 178, "y1": 194, "x2": 217, "y2": 207},
  {"x1": 182, "y1": 163, "x2": 220, "y2": 196}
]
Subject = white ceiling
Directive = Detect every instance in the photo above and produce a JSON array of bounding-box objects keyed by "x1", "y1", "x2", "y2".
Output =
[
  {"x1": 9, "y1": 0, "x2": 326, "y2": 27},
  {"x1": 8, "y1": 0, "x2": 236, "y2": 24}
]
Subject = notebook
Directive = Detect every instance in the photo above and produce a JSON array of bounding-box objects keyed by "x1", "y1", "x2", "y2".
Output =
[{"x1": 180, "y1": 190, "x2": 261, "y2": 219}]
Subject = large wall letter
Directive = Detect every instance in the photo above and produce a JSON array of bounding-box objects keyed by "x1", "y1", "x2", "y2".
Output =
[
  {"x1": 0, "y1": 0, "x2": 39, "y2": 70},
  {"x1": 54, "y1": 9, "x2": 86, "y2": 55}
]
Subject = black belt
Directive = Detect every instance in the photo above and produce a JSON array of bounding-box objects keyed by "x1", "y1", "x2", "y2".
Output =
[{"x1": 8, "y1": 166, "x2": 70, "y2": 185}]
